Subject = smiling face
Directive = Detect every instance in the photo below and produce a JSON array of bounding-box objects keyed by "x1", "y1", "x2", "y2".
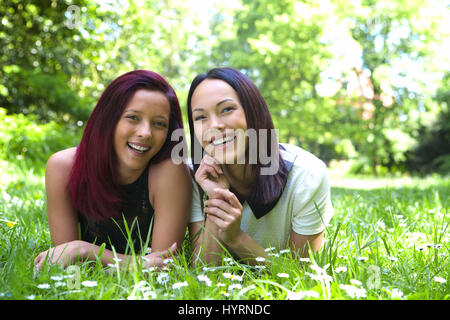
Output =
[
  {"x1": 113, "y1": 89, "x2": 170, "y2": 183},
  {"x1": 191, "y1": 79, "x2": 248, "y2": 164}
]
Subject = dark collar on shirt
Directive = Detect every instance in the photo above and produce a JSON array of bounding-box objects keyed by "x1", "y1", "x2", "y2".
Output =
[{"x1": 234, "y1": 144, "x2": 297, "y2": 219}]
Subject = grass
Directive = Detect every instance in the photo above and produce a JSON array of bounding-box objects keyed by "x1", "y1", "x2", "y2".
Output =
[{"x1": 0, "y1": 160, "x2": 448, "y2": 300}]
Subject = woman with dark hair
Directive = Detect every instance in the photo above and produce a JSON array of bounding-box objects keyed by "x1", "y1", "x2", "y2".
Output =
[
  {"x1": 187, "y1": 67, "x2": 334, "y2": 265},
  {"x1": 34, "y1": 70, "x2": 192, "y2": 270}
]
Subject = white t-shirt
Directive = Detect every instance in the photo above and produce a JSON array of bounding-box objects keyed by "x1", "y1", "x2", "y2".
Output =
[{"x1": 189, "y1": 143, "x2": 334, "y2": 249}]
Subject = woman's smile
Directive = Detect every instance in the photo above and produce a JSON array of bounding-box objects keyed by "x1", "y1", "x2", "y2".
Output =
[
  {"x1": 127, "y1": 142, "x2": 152, "y2": 156},
  {"x1": 191, "y1": 79, "x2": 248, "y2": 164},
  {"x1": 114, "y1": 89, "x2": 170, "y2": 183}
]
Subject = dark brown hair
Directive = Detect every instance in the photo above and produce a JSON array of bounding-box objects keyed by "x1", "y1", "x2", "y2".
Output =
[{"x1": 187, "y1": 67, "x2": 288, "y2": 213}]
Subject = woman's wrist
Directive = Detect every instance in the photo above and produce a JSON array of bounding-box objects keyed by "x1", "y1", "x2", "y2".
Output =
[
  {"x1": 225, "y1": 231, "x2": 269, "y2": 262},
  {"x1": 72, "y1": 240, "x2": 90, "y2": 259},
  {"x1": 224, "y1": 229, "x2": 245, "y2": 251}
]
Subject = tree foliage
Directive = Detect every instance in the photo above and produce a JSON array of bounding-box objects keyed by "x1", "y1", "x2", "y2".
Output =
[{"x1": 0, "y1": 0, "x2": 448, "y2": 173}]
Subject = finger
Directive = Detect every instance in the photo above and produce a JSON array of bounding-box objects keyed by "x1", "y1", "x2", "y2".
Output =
[
  {"x1": 200, "y1": 161, "x2": 224, "y2": 179},
  {"x1": 205, "y1": 206, "x2": 233, "y2": 223},
  {"x1": 197, "y1": 162, "x2": 218, "y2": 179},
  {"x1": 206, "y1": 213, "x2": 228, "y2": 229},
  {"x1": 157, "y1": 242, "x2": 178, "y2": 258},
  {"x1": 34, "y1": 252, "x2": 49, "y2": 271},
  {"x1": 202, "y1": 164, "x2": 220, "y2": 178},
  {"x1": 212, "y1": 188, "x2": 243, "y2": 210},
  {"x1": 47, "y1": 249, "x2": 62, "y2": 265},
  {"x1": 202, "y1": 155, "x2": 223, "y2": 174},
  {"x1": 206, "y1": 198, "x2": 240, "y2": 218},
  {"x1": 34, "y1": 252, "x2": 43, "y2": 266},
  {"x1": 33, "y1": 254, "x2": 42, "y2": 270}
]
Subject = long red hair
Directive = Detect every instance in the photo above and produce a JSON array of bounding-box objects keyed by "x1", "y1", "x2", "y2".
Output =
[{"x1": 67, "y1": 70, "x2": 184, "y2": 220}]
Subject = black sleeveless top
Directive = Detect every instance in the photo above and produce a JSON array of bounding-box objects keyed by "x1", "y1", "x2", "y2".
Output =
[{"x1": 78, "y1": 166, "x2": 154, "y2": 254}]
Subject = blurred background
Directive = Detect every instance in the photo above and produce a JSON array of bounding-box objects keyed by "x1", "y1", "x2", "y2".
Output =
[{"x1": 1, "y1": 0, "x2": 449, "y2": 177}]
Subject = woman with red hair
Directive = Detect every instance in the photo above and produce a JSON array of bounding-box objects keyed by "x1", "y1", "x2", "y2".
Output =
[{"x1": 34, "y1": 70, "x2": 192, "y2": 270}]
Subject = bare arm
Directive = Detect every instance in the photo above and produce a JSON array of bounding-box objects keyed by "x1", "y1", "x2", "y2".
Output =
[
  {"x1": 189, "y1": 155, "x2": 230, "y2": 265},
  {"x1": 148, "y1": 158, "x2": 192, "y2": 254},
  {"x1": 44, "y1": 148, "x2": 79, "y2": 245},
  {"x1": 34, "y1": 150, "x2": 187, "y2": 270},
  {"x1": 35, "y1": 148, "x2": 133, "y2": 269},
  {"x1": 189, "y1": 219, "x2": 226, "y2": 266},
  {"x1": 289, "y1": 230, "x2": 324, "y2": 259},
  {"x1": 194, "y1": 187, "x2": 325, "y2": 265}
]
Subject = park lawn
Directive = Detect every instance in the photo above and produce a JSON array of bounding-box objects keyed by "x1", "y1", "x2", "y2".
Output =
[{"x1": 0, "y1": 162, "x2": 448, "y2": 300}]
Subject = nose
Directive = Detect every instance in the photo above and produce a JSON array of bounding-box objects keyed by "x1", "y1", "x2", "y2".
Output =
[
  {"x1": 137, "y1": 121, "x2": 152, "y2": 138},
  {"x1": 202, "y1": 115, "x2": 225, "y2": 144},
  {"x1": 209, "y1": 114, "x2": 225, "y2": 131}
]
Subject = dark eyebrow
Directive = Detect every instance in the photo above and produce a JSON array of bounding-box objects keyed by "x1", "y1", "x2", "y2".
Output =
[
  {"x1": 216, "y1": 98, "x2": 234, "y2": 107},
  {"x1": 192, "y1": 98, "x2": 235, "y2": 113}
]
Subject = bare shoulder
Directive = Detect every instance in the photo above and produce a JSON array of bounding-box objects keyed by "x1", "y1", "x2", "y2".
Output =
[
  {"x1": 148, "y1": 158, "x2": 192, "y2": 192},
  {"x1": 46, "y1": 147, "x2": 77, "y2": 180}
]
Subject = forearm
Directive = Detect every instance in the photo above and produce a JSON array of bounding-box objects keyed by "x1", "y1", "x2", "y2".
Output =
[
  {"x1": 82, "y1": 240, "x2": 180, "y2": 269},
  {"x1": 193, "y1": 218, "x2": 225, "y2": 265},
  {"x1": 226, "y1": 231, "x2": 268, "y2": 265},
  {"x1": 77, "y1": 241, "x2": 134, "y2": 268}
]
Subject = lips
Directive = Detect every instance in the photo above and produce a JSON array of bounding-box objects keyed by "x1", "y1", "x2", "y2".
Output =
[
  {"x1": 127, "y1": 142, "x2": 151, "y2": 154},
  {"x1": 211, "y1": 135, "x2": 235, "y2": 146}
]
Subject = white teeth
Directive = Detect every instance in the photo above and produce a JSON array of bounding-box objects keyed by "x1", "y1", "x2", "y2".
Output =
[
  {"x1": 212, "y1": 136, "x2": 234, "y2": 146},
  {"x1": 128, "y1": 143, "x2": 150, "y2": 152}
]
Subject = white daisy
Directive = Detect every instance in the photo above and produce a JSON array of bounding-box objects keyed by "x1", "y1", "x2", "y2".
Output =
[
  {"x1": 391, "y1": 288, "x2": 403, "y2": 299},
  {"x1": 335, "y1": 266, "x2": 347, "y2": 273},
  {"x1": 253, "y1": 265, "x2": 267, "y2": 270},
  {"x1": 156, "y1": 272, "x2": 169, "y2": 285},
  {"x1": 340, "y1": 284, "x2": 366, "y2": 299},
  {"x1": 356, "y1": 256, "x2": 368, "y2": 262},
  {"x1": 433, "y1": 276, "x2": 446, "y2": 284},
  {"x1": 222, "y1": 273, "x2": 243, "y2": 281},
  {"x1": 197, "y1": 274, "x2": 212, "y2": 286},
  {"x1": 81, "y1": 280, "x2": 98, "y2": 287},
  {"x1": 268, "y1": 253, "x2": 279, "y2": 257},
  {"x1": 172, "y1": 281, "x2": 188, "y2": 289},
  {"x1": 37, "y1": 283, "x2": 50, "y2": 289},
  {"x1": 277, "y1": 273, "x2": 289, "y2": 278},
  {"x1": 350, "y1": 279, "x2": 362, "y2": 286},
  {"x1": 220, "y1": 290, "x2": 230, "y2": 297},
  {"x1": 287, "y1": 290, "x2": 319, "y2": 300},
  {"x1": 388, "y1": 256, "x2": 399, "y2": 262},
  {"x1": 228, "y1": 283, "x2": 242, "y2": 290}
]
